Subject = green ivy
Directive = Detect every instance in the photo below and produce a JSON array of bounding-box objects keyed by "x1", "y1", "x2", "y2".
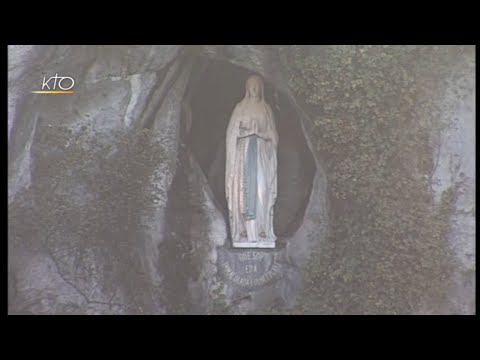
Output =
[
  {"x1": 281, "y1": 45, "x2": 472, "y2": 314},
  {"x1": 9, "y1": 122, "x2": 166, "y2": 314}
]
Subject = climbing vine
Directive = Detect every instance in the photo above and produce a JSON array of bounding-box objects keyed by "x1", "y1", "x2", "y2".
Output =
[
  {"x1": 280, "y1": 45, "x2": 472, "y2": 314},
  {"x1": 9, "y1": 122, "x2": 165, "y2": 314}
]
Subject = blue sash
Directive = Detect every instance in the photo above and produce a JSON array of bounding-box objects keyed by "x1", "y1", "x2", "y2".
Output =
[{"x1": 243, "y1": 135, "x2": 257, "y2": 220}]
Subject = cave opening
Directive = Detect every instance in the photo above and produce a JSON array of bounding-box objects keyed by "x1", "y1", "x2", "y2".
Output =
[{"x1": 185, "y1": 58, "x2": 316, "y2": 239}]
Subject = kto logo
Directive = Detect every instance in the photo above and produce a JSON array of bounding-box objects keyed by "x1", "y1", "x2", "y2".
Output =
[{"x1": 32, "y1": 73, "x2": 75, "y2": 94}]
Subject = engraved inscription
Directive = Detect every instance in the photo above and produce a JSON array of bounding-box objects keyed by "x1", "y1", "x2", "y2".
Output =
[
  {"x1": 238, "y1": 251, "x2": 265, "y2": 261},
  {"x1": 220, "y1": 258, "x2": 282, "y2": 288},
  {"x1": 218, "y1": 248, "x2": 284, "y2": 288}
]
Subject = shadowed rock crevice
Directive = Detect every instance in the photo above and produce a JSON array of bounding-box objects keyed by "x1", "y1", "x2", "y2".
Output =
[{"x1": 188, "y1": 58, "x2": 316, "y2": 239}]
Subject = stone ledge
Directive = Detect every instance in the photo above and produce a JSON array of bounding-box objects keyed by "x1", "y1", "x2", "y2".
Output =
[{"x1": 232, "y1": 242, "x2": 275, "y2": 249}]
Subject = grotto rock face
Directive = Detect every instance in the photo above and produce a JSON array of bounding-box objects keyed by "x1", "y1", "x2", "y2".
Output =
[
  {"x1": 8, "y1": 45, "x2": 475, "y2": 315},
  {"x1": 9, "y1": 45, "x2": 187, "y2": 314},
  {"x1": 9, "y1": 45, "x2": 184, "y2": 205},
  {"x1": 8, "y1": 45, "x2": 328, "y2": 314},
  {"x1": 8, "y1": 45, "x2": 475, "y2": 314}
]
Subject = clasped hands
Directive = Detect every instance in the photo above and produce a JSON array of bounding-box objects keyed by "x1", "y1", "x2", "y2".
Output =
[{"x1": 238, "y1": 127, "x2": 270, "y2": 142}]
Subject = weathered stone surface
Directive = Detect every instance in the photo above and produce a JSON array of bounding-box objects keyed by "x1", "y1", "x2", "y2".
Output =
[{"x1": 8, "y1": 45, "x2": 182, "y2": 205}]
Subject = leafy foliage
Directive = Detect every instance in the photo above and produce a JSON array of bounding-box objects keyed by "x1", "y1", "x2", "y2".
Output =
[
  {"x1": 9, "y1": 121, "x2": 165, "y2": 314},
  {"x1": 281, "y1": 45, "x2": 472, "y2": 314}
]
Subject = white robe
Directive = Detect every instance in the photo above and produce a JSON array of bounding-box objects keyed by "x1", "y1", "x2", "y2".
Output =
[{"x1": 226, "y1": 101, "x2": 278, "y2": 248}]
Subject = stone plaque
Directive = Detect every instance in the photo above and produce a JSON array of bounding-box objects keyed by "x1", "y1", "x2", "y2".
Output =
[{"x1": 218, "y1": 247, "x2": 283, "y2": 288}]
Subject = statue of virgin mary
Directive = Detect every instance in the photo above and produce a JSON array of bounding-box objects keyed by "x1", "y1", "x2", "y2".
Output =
[{"x1": 225, "y1": 75, "x2": 278, "y2": 248}]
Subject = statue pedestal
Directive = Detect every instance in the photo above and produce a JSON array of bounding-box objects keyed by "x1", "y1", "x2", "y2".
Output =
[
  {"x1": 232, "y1": 241, "x2": 275, "y2": 249},
  {"x1": 218, "y1": 247, "x2": 283, "y2": 289}
]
